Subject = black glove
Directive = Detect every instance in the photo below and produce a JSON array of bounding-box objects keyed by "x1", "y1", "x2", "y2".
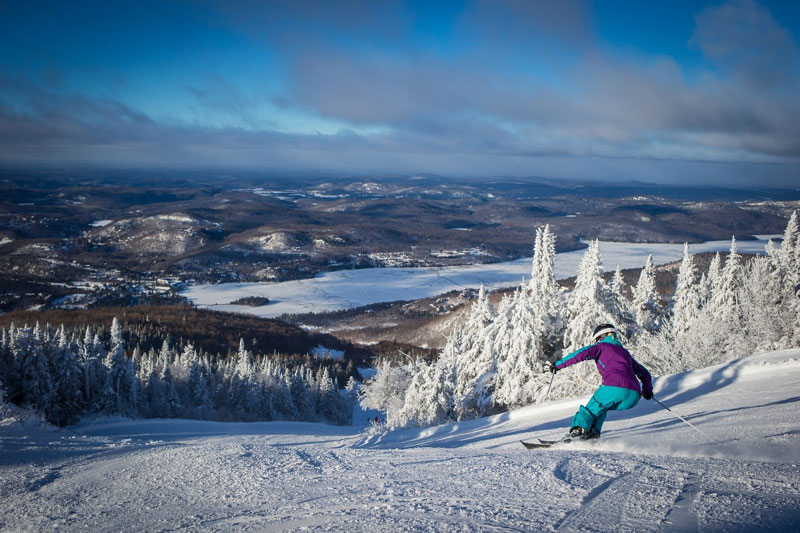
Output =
[
  {"x1": 642, "y1": 390, "x2": 653, "y2": 400},
  {"x1": 546, "y1": 362, "x2": 558, "y2": 374}
]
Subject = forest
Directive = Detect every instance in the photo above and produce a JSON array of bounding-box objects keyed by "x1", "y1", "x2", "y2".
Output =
[
  {"x1": 0, "y1": 317, "x2": 359, "y2": 427},
  {"x1": 363, "y1": 212, "x2": 800, "y2": 429}
]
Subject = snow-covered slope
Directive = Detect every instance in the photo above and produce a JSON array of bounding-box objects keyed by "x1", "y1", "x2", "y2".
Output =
[{"x1": 2, "y1": 350, "x2": 799, "y2": 532}]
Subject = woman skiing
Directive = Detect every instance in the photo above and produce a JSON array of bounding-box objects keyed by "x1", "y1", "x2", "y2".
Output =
[{"x1": 550, "y1": 323, "x2": 653, "y2": 440}]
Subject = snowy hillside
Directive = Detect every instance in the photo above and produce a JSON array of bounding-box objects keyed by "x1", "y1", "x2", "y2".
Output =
[
  {"x1": 90, "y1": 213, "x2": 213, "y2": 255},
  {"x1": 2, "y1": 349, "x2": 799, "y2": 532}
]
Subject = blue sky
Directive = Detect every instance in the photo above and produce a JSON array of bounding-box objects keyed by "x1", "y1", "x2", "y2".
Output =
[{"x1": 1, "y1": 0, "x2": 799, "y2": 186}]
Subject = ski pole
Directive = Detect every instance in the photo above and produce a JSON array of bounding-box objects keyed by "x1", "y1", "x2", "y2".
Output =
[
  {"x1": 652, "y1": 396, "x2": 715, "y2": 442},
  {"x1": 543, "y1": 371, "x2": 555, "y2": 402}
]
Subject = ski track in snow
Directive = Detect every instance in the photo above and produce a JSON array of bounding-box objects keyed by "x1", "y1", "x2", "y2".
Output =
[{"x1": 2, "y1": 350, "x2": 800, "y2": 532}]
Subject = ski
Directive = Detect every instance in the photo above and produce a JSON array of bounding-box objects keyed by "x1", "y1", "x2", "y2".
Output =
[
  {"x1": 521, "y1": 438, "x2": 570, "y2": 449},
  {"x1": 520, "y1": 435, "x2": 599, "y2": 449},
  {"x1": 537, "y1": 438, "x2": 564, "y2": 445},
  {"x1": 520, "y1": 440, "x2": 554, "y2": 449}
]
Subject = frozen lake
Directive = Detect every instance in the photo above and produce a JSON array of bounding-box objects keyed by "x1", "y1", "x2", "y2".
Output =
[{"x1": 182, "y1": 236, "x2": 779, "y2": 318}]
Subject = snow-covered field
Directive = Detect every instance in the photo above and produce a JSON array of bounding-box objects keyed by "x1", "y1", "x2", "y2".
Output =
[
  {"x1": 182, "y1": 237, "x2": 778, "y2": 318},
  {"x1": 2, "y1": 349, "x2": 799, "y2": 532}
]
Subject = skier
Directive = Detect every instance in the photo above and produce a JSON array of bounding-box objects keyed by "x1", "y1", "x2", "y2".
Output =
[{"x1": 549, "y1": 323, "x2": 652, "y2": 440}]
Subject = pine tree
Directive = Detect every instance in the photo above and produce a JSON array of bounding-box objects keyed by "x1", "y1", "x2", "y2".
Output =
[
  {"x1": 739, "y1": 255, "x2": 787, "y2": 351},
  {"x1": 398, "y1": 359, "x2": 452, "y2": 427},
  {"x1": 269, "y1": 372, "x2": 294, "y2": 419},
  {"x1": 420, "y1": 328, "x2": 459, "y2": 424},
  {"x1": 768, "y1": 211, "x2": 800, "y2": 343},
  {"x1": 630, "y1": 255, "x2": 662, "y2": 334},
  {"x1": 242, "y1": 378, "x2": 263, "y2": 419},
  {"x1": 158, "y1": 338, "x2": 172, "y2": 369},
  {"x1": 186, "y1": 344, "x2": 211, "y2": 418},
  {"x1": 453, "y1": 291, "x2": 513, "y2": 420},
  {"x1": 450, "y1": 286, "x2": 495, "y2": 420},
  {"x1": 777, "y1": 210, "x2": 799, "y2": 275},
  {"x1": 464, "y1": 285, "x2": 495, "y2": 334},
  {"x1": 12, "y1": 326, "x2": 53, "y2": 413},
  {"x1": 344, "y1": 376, "x2": 359, "y2": 425},
  {"x1": 235, "y1": 338, "x2": 254, "y2": 378},
  {"x1": 102, "y1": 318, "x2": 136, "y2": 415},
  {"x1": 608, "y1": 265, "x2": 632, "y2": 330},
  {"x1": 360, "y1": 359, "x2": 414, "y2": 428},
  {"x1": 494, "y1": 287, "x2": 547, "y2": 409},
  {"x1": 47, "y1": 326, "x2": 84, "y2": 425},
  {"x1": 659, "y1": 240, "x2": 744, "y2": 370},
  {"x1": 669, "y1": 244, "x2": 701, "y2": 338},
  {"x1": 78, "y1": 326, "x2": 105, "y2": 410},
  {"x1": 0, "y1": 325, "x2": 21, "y2": 403},
  {"x1": 563, "y1": 240, "x2": 613, "y2": 352},
  {"x1": 713, "y1": 238, "x2": 743, "y2": 325},
  {"x1": 144, "y1": 365, "x2": 166, "y2": 417},
  {"x1": 162, "y1": 365, "x2": 181, "y2": 417},
  {"x1": 289, "y1": 367, "x2": 313, "y2": 420},
  {"x1": 705, "y1": 252, "x2": 722, "y2": 305},
  {"x1": 528, "y1": 225, "x2": 564, "y2": 354},
  {"x1": 317, "y1": 367, "x2": 340, "y2": 423}
]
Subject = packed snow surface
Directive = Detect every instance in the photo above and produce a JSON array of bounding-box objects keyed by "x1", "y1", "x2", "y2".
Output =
[
  {"x1": 2, "y1": 349, "x2": 799, "y2": 531},
  {"x1": 183, "y1": 237, "x2": 778, "y2": 317}
]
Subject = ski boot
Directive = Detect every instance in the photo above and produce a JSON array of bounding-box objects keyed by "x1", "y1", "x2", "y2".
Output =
[
  {"x1": 585, "y1": 428, "x2": 601, "y2": 440},
  {"x1": 563, "y1": 426, "x2": 586, "y2": 442},
  {"x1": 563, "y1": 427, "x2": 600, "y2": 442}
]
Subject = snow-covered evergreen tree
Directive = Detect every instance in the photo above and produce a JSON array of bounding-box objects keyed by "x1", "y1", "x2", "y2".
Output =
[
  {"x1": 739, "y1": 255, "x2": 787, "y2": 351},
  {"x1": 775, "y1": 210, "x2": 799, "y2": 276},
  {"x1": 0, "y1": 327, "x2": 15, "y2": 404},
  {"x1": 12, "y1": 326, "x2": 53, "y2": 414},
  {"x1": 494, "y1": 287, "x2": 549, "y2": 408},
  {"x1": 162, "y1": 365, "x2": 181, "y2": 417},
  {"x1": 360, "y1": 359, "x2": 414, "y2": 428},
  {"x1": 317, "y1": 367, "x2": 339, "y2": 422},
  {"x1": 78, "y1": 327, "x2": 105, "y2": 411},
  {"x1": 47, "y1": 326, "x2": 84, "y2": 426},
  {"x1": 186, "y1": 344, "x2": 211, "y2": 418},
  {"x1": 705, "y1": 252, "x2": 722, "y2": 305},
  {"x1": 669, "y1": 244, "x2": 701, "y2": 337},
  {"x1": 457, "y1": 285, "x2": 494, "y2": 355},
  {"x1": 344, "y1": 376, "x2": 359, "y2": 425},
  {"x1": 698, "y1": 238, "x2": 744, "y2": 355},
  {"x1": 398, "y1": 359, "x2": 452, "y2": 427},
  {"x1": 713, "y1": 238, "x2": 743, "y2": 324},
  {"x1": 289, "y1": 367, "x2": 313, "y2": 420},
  {"x1": 563, "y1": 240, "x2": 613, "y2": 352},
  {"x1": 607, "y1": 265, "x2": 634, "y2": 335},
  {"x1": 767, "y1": 210, "x2": 800, "y2": 344},
  {"x1": 235, "y1": 338, "x2": 254, "y2": 378},
  {"x1": 630, "y1": 255, "x2": 662, "y2": 334},
  {"x1": 528, "y1": 224, "x2": 564, "y2": 355},
  {"x1": 453, "y1": 292, "x2": 511, "y2": 420},
  {"x1": 450, "y1": 286, "x2": 495, "y2": 420},
  {"x1": 144, "y1": 365, "x2": 166, "y2": 417},
  {"x1": 157, "y1": 338, "x2": 172, "y2": 369},
  {"x1": 102, "y1": 318, "x2": 136, "y2": 415}
]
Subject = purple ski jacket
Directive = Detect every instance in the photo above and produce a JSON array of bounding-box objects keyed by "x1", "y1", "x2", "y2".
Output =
[{"x1": 555, "y1": 336, "x2": 652, "y2": 394}]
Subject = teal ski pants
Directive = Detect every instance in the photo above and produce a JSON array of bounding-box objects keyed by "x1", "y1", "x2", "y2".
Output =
[{"x1": 570, "y1": 385, "x2": 640, "y2": 434}]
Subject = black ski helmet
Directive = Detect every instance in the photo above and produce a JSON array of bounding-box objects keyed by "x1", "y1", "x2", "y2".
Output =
[{"x1": 592, "y1": 323, "x2": 617, "y2": 342}]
